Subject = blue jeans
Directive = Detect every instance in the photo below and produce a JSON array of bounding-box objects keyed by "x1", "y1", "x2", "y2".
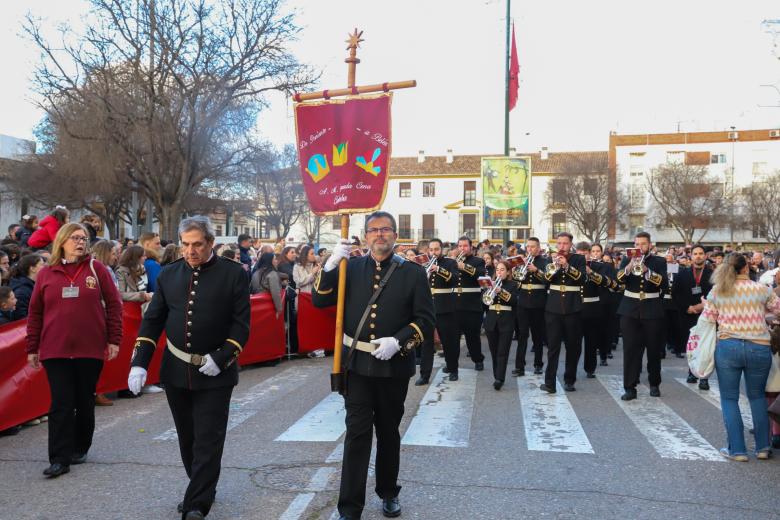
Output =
[{"x1": 714, "y1": 338, "x2": 772, "y2": 455}]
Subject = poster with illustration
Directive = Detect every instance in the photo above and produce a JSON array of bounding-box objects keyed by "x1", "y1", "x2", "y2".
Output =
[{"x1": 481, "y1": 156, "x2": 531, "y2": 228}]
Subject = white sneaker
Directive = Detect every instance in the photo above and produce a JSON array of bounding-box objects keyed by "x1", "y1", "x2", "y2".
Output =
[
  {"x1": 141, "y1": 385, "x2": 164, "y2": 394},
  {"x1": 24, "y1": 419, "x2": 41, "y2": 426}
]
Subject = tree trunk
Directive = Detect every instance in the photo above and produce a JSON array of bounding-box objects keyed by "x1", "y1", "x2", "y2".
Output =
[{"x1": 159, "y1": 203, "x2": 182, "y2": 242}]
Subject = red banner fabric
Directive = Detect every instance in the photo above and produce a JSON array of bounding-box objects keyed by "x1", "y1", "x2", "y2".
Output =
[
  {"x1": 294, "y1": 93, "x2": 392, "y2": 215},
  {"x1": 296, "y1": 291, "x2": 337, "y2": 353},
  {"x1": 0, "y1": 293, "x2": 285, "y2": 432}
]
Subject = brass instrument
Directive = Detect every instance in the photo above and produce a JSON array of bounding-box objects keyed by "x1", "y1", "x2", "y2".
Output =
[
  {"x1": 632, "y1": 252, "x2": 645, "y2": 276},
  {"x1": 455, "y1": 251, "x2": 466, "y2": 264},
  {"x1": 515, "y1": 254, "x2": 534, "y2": 280},
  {"x1": 545, "y1": 255, "x2": 561, "y2": 276},
  {"x1": 482, "y1": 276, "x2": 503, "y2": 305},
  {"x1": 425, "y1": 255, "x2": 438, "y2": 276}
]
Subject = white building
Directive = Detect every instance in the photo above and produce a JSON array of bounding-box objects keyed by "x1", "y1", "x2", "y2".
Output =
[{"x1": 611, "y1": 128, "x2": 780, "y2": 246}]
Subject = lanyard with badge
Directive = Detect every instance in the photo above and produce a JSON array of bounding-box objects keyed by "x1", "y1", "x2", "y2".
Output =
[
  {"x1": 62, "y1": 262, "x2": 87, "y2": 299},
  {"x1": 692, "y1": 267, "x2": 703, "y2": 295}
]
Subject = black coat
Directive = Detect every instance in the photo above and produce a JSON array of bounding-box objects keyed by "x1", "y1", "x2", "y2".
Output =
[
  {"x1": 483, "y1": 279, "x2": 518, "y2": 333},
  {"x1": 543, "y1": 253, "x2": 587, "y2": 315},
  {"x1": 581, "y1": 261, "x2": 615, "y2": 319},
  {"x1": 131, "y1": 256, "x2": 251, "y2": 390},
  {"x1": 428, "y1": 256, "x2": 458, "y2": 315},
  {"x1": 312, "y1": 254, "x2": 435, "y2": 379},
  {"x1": 616, "y1": 255, "x2": 667, "y2": 320},
  {"x1": 515, "y1": 255, "x2": 549, "y2": 309},
  {"x1": 10, "y1": 276, "x2": 34, "y2": 319},
  {"x1": 455, "y1": 255, "x2": 487, "y2": 312},
  {"x1": 672, "y1": 265, "x2": 713, "y2": 328}
]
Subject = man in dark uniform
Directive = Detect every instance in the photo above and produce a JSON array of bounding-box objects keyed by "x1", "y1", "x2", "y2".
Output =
[
  {"x1": 662, "y1": 252, "x2": 683, "y2": 359},
  {"x1": 417, "y1": 238, "x2": 459, "y2": 384},
  {"x1": 127, "y1": 216, "x2": 250, "y2": 520},
  {"x1": 512, "y1": 237, "x2": 548, "y2": 376},
  {"x1": 590, "y1": 243, "x2": 618, "y2": 365},
  {"x1": 313, "y1": 211, "x2": 434, "y2": 520},
  {"x1": 575, "y1": 242, "x2": 616, "y2": 379},
  {"x1": 672, "y1": 244, "x2": 713, "y2": 390},
  {"x1": 616, "y1": 231, "x2": 667, "y2": 401},
  {"x1": 454, "y1": 236, "x2": 487, "y2": 371},
  {"x1": 540, "y1": 232, "x2": 587, "y2": 393}
]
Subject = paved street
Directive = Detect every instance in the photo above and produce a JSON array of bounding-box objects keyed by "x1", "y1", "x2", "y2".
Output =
[{"x1": 1, "y1": 339, "x2": 778, "y2": 520}]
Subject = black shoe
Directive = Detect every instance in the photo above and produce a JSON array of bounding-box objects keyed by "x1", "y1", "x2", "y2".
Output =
[
  {"x1": 698, "y1": 379, "x2": 710, "y2": 391},
  {"x1": 437, "y1": 351, "x2": 445, "y2": 358},
  {"x1": 600, "y1": 360, "x2": 608, "y2": 367},
  {"x1": 621, "y1": 389, "x2": 637, "y2": 401},
  {"x1": 511, "y1": 368, "x2": 524, "y2": 376},
  {"x1": 686, "y1": 373, "x2": 698, "y2": 384},
  {"x1": 70, "y1": 453, "x2": 87, "y2": 465},
  {"x1": 675, "y1": 352, "x2": 685, "y2": 358},
  {"x1": 442, "y1": 366, "x2": 451, "y2": 374},
  {"x1": 539, "y1": 383, "x2": 556, "y2": 394},
  {"x1": 564, "y1": 383, "x2": 576, "y2": 392},
  {"x1": 184, "y1": 511, "x2": 205, "y2": 520},
  {"x1": 493, "y1": 380, "x2": 503, "y2": 390},
  {"x1": 649, "y1": 386, "x2": 661, "y2": 397},
  {"x1": 474, "y1": 362, "x2": 484, "y2": 371},
  {"x1": 43, "y1": 463, "x2": 70, "y2": 478},
  {"x1": 382, "y1": 497, "x2": 402, "y2": 518},
  {"x1": 177, "y1": 502, "x2": 184, "y2": 514},
  {"x1": 449, "y1": 373, "x2": 459, "y2": 382},
  {"x1": 772, "y1": 435, "x2": 780, "y2": 449},
  {"x1": 533, "y1": 367, "x2": 543, "y2": 375},
  {"x1": 117, "y1": 389, "x2": 140, "y2": 399},
  {"x1": 414, "y1": 376, "x2": 429, "y2": 386},
  {"x1": 607, "y1": 353, "x2": 614, "y2": 359},
  {"x1": 586, "y1": 372, "x2": 595, "y2": 379}
]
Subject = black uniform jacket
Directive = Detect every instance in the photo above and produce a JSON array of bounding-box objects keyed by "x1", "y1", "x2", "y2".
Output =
[
  {"x1": 313, "y1": 253, "x2": 435, "y2": 379},
  {"x1": 543, "y1": 253, "x2": 587, "y2": 315},
  {"x1": 581, "y1": 261, "x2": 616, "y2": 319},
  {"x1": 616, "y1": 254, "x2": 667, "y2": 320},
  {"x1": 131, "y1": 256, "x2": 251, "y2": 390},
  {"x1": 483, "y1": 279, "x2": 518, "y2": 333},
  {"x1": 429, "y1": 256, "x2": 458, "y2": 315},
  {"x1": 455, "y1": 255, "x2": 487, "y2": 312},
  {"x1": 672, "y1": 265, "x2": 713, "y2": 311},
  {"x1": 515, "y1": 255, "x2": 549, "y2": 309},
  {"x1": 662, "y1": 265, "x2": 678, "y2": 311}
]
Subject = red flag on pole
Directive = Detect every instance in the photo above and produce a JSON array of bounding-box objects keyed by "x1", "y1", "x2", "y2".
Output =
[{"x1": 508, "y1": 23, "x2": 519, "y2": 111}]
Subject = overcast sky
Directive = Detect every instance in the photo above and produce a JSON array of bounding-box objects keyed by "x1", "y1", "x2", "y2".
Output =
[{"x1": 1, "y1": 0, "x2": 779, "y2": 157}]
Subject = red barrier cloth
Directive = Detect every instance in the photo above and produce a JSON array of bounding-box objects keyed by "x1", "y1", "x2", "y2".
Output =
[
  {"x1": 0, "y1": 320, "x2": 49, "y2": 431},
  {"x1": 240, "y1": 293, "x2": 286, "y2": 364},
  {"x1": 296, "y1": 291, "x2": 336, "y2": 354}
]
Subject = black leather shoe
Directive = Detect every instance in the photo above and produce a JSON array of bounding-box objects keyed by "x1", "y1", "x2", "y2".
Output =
[
  {"x1": 686, "y1": 373, "x2": 698, "y2": 384},
  {"x1": 539, "y1": 383, "x2": 556, "y2": 394},
  {"x1": 177, "y1": 502, "x2": 184, "y2": 514},
  {"x1": 533, "y1": 367, "x2": 543, "y2": 375},
  {"x1": 474, "y1": 362, "x2": 484, "y2": 371},
  {"x1": 382, "y1": 497, "x2": 401, "y2": 518},
  {"x1": 449, "y1": 373, "x2": 459, "y2": 382},
  {"x1": 70, "y1": 453, "x2": 87, "y2": 465},
  {"x1": 564, "y1": 383, "x2": 576, "y2": 392},
  {"x1": 493, "y1": 380, "x2": 503, "y2": 390},
  {"x1": 43, "y1": 463, "x2": 70, "y2": 477},
  {"x1": 649, "y1": 386, "x2": 661, "y2": 397},
  {"x1": 442, "y1": 366, "x2": 451, "y2": 374},
  {"x1": 600, "y1": 360, "x2": 608, "y2": 367},
  {"x1": 586, "y1": 372, "x2": 595, "y2": 379},
  {"x1": 698, "y1": 379, "x2": 710, "y2": 391},
  {"x1": 511, "y1": 368, "x2": 524, "y2": 376},
  {"x1": 184, "y1": 511, "x2": 205, "y2": 520},
  {"x1": 621, "y1": 389, "x2": 637, "y2": 401},
  {"x1": 414, "y1": 376, "x2": 429, "y2": 386}
]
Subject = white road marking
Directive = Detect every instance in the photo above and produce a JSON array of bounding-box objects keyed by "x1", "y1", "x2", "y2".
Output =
[
  {"x1": 154, "y1": 366, "x2": 319, "y2": 441},
  {"x1": 598, "y1": 375, "x2": 722, "y2": 461},
  {"x1": 516, "y1": 376, "x2": 594, "y2": 454},
  {"x1": 275, "y1": 392, "x2": 346, "y2": 442},
  {"x1": 401, "y1": 368, "x2": 477, "y2": 447},
  {"x1": 675, "y1": 378, "x2": 754, "y2": 430}
]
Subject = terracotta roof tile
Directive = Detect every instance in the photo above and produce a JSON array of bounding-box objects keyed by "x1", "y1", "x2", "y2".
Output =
[{"x1": 389, "y1": 151, "x2": 608, "y2": 176}]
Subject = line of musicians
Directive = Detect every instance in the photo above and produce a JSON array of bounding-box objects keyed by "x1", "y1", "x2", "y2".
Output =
[{"x1": 415, "y1": 231, "x2": 709, "y2": 401}]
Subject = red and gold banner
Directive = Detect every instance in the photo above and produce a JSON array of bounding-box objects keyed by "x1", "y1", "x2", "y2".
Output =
[{"x1": 294, "y1": 93, "x2": 392, "y2": 215}]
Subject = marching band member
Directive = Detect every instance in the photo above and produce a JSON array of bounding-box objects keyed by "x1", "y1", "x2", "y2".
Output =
[
  {"x1": 483, "y1": 260, "x2": 519, "y2": 390},
  {"x1": 455, "y1": 236, "x2": 487, "y2": 371},
  {"x1": 512, "y1": 237, "x2": 548, "y2": 376},
  {"x1": 616, "y1": 231, "x2": 668, "y2": 401},
  {"x1": 663, "y1": 251, "x2": 683, "y2": 359},
  {"x1": 592, "y1": 244, "x2": 619, "y2": 361},
  {"x1": 417, "y1": 238, "x2": 459, "y2": 384},
  {"x1": 541, "y1": 232, "x2": 587, "y2": 393}
]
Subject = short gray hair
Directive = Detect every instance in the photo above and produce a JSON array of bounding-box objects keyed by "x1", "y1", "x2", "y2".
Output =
[{"x1": 179, "y1": 216, "x2": 215, "y2": 243}]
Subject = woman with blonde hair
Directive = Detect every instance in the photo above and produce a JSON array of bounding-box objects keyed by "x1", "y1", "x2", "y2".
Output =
[
  {"x1": 26, "y1": 223, "x2": 123, "y2": 477},
  {"x1": 702, "y1": 253, "x2": 780, "y2": 461}
]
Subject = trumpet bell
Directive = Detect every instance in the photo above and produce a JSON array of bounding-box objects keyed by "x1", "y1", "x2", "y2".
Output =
[
  {"x1": 545, "y1": 262, "x2": 558, "y2": 276},
  {"x1": 482, "y1": 292, "x2": 494, "y2": 305},
  {"x1": 632, "y1": 263, "x2": 644, "y2": 276}
]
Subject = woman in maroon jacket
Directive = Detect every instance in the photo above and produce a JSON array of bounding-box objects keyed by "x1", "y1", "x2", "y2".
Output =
[{"x1": 26, "y1": 223, "x2": 123, "y2": 478}]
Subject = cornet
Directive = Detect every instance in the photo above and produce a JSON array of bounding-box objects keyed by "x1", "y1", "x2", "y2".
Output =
[
  {"x1": 632, "y1": 253, "x2": 645, "y2": 276},
  {"x1": 545, "y1": 255, "x2": 561, "y2": 276},
  {"x1": 482, "y1": 276, "x2": 503, "y2": 305},
  {"x1": 425, "y1": 255, "x2": 438, "y2": 276}
]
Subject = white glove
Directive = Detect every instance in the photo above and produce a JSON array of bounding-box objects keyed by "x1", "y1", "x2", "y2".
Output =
[
  {"x1": 370, "y1": 337, "x2": 401, "y2": 361},
  {"x1": 198, "y1": 354, "x2": 221, "y2": 376},
  {"x1": 128, "y1": 366, "x2": 147, "y2": 395},
  {"x1": 325, "y1": 239, "x2": 353, "y2": 272}
]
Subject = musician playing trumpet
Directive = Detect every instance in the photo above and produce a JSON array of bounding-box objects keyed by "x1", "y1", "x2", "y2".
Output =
[
  {"x1": 512, "y1": 237, "x2": 549, "y2": 377},
  {"x1": 477, "y1": 260, "x2": 517, "y2": 390}
]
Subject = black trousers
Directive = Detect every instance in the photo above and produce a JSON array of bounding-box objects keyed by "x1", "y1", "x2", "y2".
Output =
[
  {"x1": 607, "y1": 300, "x2": 620, "y2": 348},
  {"x1": 420, "y1": 313, "x2": 459, "y2": 379},
  {"x1": 665, "y1": 308, "x2": 681, "y2": 353},
  {"x1": 339, "y1": 373, "x2": 409, "y2": 518},
  {"x1": 486, "y1": 328, "x2": 513, "y2": 382},
  {"x1": 456, "y1": 310, "x2": 484, "y2": 363},
  {"x1": 620, "y1": 315, "x2": 665, "y2": 390},
  {"x1": 544, "y1": 312, "x2": 583, "y2": 387},
  {"x1": 286, "y1": 297, "x2": 299, "y2": 354},
  {"x1": 42, "y1": 358, "x2": 104, "y2": 465},
  {"x1": 514, "y1": 307, "x2": 545, "y2": 370},
  {"x1": 583, "y1": 313, "x2": 609, "y2": 374},
  {"x1": 165, "y1": 385, "x2": 233, "y2": 518}
]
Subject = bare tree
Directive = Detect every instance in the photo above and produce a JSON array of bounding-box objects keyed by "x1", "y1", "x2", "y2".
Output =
[
  {"x1": 26, "y1": 0, "x2": 316, "y2": 239},
  {"x1": 744, "y1": 171, "x2": 780, "y2": 246},
  {"x1": 645, "y1": 162, "x2": 730, "y2": 244}
]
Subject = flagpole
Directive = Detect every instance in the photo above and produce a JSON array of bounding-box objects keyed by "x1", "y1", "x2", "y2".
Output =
[{"x1": 503, "y1": 0, "x2": 511, "y2": 248}]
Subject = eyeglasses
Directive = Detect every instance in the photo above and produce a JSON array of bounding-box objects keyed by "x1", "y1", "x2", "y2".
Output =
[
  {"x1": 366, "y1": 227, "x2": 395, "y2": 235},
  {"x1": 69, "y1": 236, "x2": 88, "y2": 243}
]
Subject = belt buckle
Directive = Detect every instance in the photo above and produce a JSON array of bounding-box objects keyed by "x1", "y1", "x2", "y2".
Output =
[
  {"x1": 639, "y1": 292, "x2": 645, "y2": 300},
  {"x1": 191, "y1": 354, "x2": 204, "y2": 366}
]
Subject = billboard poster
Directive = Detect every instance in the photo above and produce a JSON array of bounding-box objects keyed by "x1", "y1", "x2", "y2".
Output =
[{"x1": 481, "y1": 156, "x2": 531, "y2": 228}]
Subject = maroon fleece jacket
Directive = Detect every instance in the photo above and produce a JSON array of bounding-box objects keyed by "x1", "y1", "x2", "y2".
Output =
[{"x1": 26, "y1": 256, "x2": 123, "y2": 360}]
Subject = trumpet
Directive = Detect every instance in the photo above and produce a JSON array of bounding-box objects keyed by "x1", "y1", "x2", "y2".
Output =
[
  {"x1": 455, "y1": 251, "x2": 466, "y2": 264},
  {"x1": 482, "y1": 276, "x2": 503, "y2": 305},
  {"x1": 424, "y1": 255, "x2": 438, "y2": 276},
  {"x1": 515, "y1": 253, "x2": 536, "y2": 280},
  {"x1": 545, "y1": 254, "x2": 561, "y2": 276},
  {"x1": 631, "y1": 253, "x2": 645, "y2": 276}
]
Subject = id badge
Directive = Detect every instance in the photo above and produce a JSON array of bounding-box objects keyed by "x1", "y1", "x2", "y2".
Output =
[
  {"x1": 691, "y1": 286, "x2": 702, "y2": 295},
  {"x1": 62, "y1": 286, "x2": 80, "y2": 298}
]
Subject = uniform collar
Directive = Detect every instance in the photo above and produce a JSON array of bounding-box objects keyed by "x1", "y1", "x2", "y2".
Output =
[
  {"x1": 187, "y1": 253, "x2": 216, "y2": 271},
  {"x1": 369, "y1": 252, "x2": 394, "y2": 268}
]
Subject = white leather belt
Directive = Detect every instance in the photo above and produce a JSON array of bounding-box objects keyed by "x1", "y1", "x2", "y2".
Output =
[
  {"x1": 167, "y1": 339, "x2": 207, "y2": 366},
  {"x1": 624, "y1": 290, "x2": 660, "y2": 299},
  {"x1": 489, "y1": 304, "x2": 513, "y2": 312},
  {"x1": 431, "y1": 288, "x2": 453, "y2": 294},
  {"x1": 456, "y1": 287, "x2": 482, "y2": 293},
  {"x1": 521, "y1": 284, "x2": 546, "y2": 290},
  {"x1": 343, "y1": 334, "x2": 377, "y2": 353},
  {"x1": 549, "y1": 285, "x2": 581, "y2": 292},
  {"x1": 582, "y1": 296, "x2": 600, "y2": 303}
]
